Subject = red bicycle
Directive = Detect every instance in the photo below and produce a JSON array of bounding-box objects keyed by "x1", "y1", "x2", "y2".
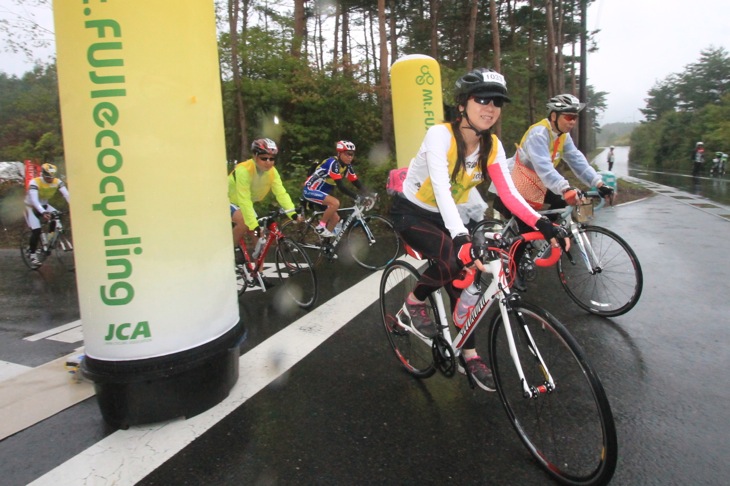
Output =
[{"x1": 234, "y1": 208, "x2": 317, "y2": 310}]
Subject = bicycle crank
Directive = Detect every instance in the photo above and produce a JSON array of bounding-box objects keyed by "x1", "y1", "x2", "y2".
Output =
[{"x1": 432, "y1": 335, "x2": 456, "y2": 377}]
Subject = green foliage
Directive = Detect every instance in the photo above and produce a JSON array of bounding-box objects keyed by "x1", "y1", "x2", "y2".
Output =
[
  {"x1": 0, "y1": 65, "x2": 62, "y2": 162},
  {"x1": 631, "y1": 47, "x2": 730, "y2": 172}
]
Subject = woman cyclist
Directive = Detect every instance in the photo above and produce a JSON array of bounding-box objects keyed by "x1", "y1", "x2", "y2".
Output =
[
  {"x1": 24, "y1": 163, "x2": 70, "y2": 268},
  {"x1": 389, "y1": 68, "x2": 569, "y2": 391}
]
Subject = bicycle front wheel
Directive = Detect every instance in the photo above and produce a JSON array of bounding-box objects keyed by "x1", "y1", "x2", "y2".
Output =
[
  {"x1": 379, "y1": 260, "x2": 436, "y2": 378},
  {"x1": 53, "y1": 233, "x2": 75, "y2": 271},
  {"x1": 346, "y1": 215, "x2": 400, "y2": 270},
  {"x1": 558, "y1": 225, "x2": 643, "y2": 317},
  {"x1": 274, "y1": 237, "x2": 318, "y2": 309},
  {"x1": 489, "y1": 302, "x2": 617, "y2": 486},
  {"x1": 279, "y1": 219, "x2": 324, "y2": 266}
]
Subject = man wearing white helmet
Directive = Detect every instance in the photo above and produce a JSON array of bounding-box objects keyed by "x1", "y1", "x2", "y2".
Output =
[{"x1": 492, "y1": 93, "x2": 613, "y2": 289}]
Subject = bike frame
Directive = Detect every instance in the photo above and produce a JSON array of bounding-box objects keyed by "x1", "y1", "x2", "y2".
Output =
[
  {"x1": 237, "y1": 216, "x2": 287, "y2": 290},
  {"x1": 307, "y1": 200, "x2": 376, "y2": 249},
  {"x1": 397, "y1": 238, "x2": 558, "y2": 398}
]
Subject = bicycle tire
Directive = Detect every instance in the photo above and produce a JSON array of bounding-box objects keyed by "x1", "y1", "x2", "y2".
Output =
[
  {"x1": 235, "y1": 264, "x2": 248, "y2": 296},
  {"x1": 19, "y1": 229, "x2": 46, "y2": 270},
  {"x1": 274, "y1": 237, "x2": 318, "y2": 309},
  {"x1": 53, "y1": 233, "x2": 75, "y2": 271},
  {"x1": 346, "y1": 215, "x2": 400, "y2": 270},
  {"x1": 280, "y1": 219, "x2": 324, "y2": 266},
  {"x1": 488, "y1": 301, "x2": 617, "y2": 486},
  {"x1": 558, "y1": 225, "x2": 643, "y2": 317},
  {"x1": 379, "y1": 260, "x2": 436, "y2": 378}
]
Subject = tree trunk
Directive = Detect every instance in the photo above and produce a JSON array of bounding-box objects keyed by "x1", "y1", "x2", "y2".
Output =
[
  {"x1": 378, "y1": 0, "x2": 394, "y2": 154},
  {"x1": 466, "y1": 0, "x2": 478, "y2": 70},
  {"x1": 528, "y1": 0, "x2": 536, "y2": 123},
  {"x1": 430, "y1": 0, "x2": 439, "y2": 59},
  {"x1": 545, "y1": 0, "x2": 557, "y2": 96},
  {"x1": 228, "y1": 0, "x2": 248, "y2": 162},
  {"x1": 291, "y1": 0, "x2": 306, "y2": 58},
  {"x1": 389, "y1": 0, "x2": 398, "y2": 63}
]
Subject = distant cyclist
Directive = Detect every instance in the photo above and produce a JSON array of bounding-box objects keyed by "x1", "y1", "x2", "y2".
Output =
[
  {"x1": 303, "y1": 140, "x2": 370, "y2": 237},
  {"x1": 24, "y1": 163, "x2": 70, "y2": 267},
  {"x1": 228, "y1": 138, "x2": 299, "y2": 254},
  {"x1": 692, "y1": 141, "x2": 705, "y2": 176},
  {"x1": 607, "y1": 145, "x2": 615, "y2": 171}
]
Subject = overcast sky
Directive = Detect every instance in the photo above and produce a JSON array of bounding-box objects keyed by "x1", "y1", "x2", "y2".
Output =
[{"x1": 1, "y1": 0, "x2": 729, "y2": 126}]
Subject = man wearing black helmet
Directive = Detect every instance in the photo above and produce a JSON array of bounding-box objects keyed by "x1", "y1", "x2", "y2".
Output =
[
  {"x1": 492, "y1": 93, "x2": 613, "y2": 290},
  {"x1": 389, "y1": 68, "x2": 570, "y2": 391}
]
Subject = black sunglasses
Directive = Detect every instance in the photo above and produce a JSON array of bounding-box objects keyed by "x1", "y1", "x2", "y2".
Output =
[
  {"x1": 472, "y1": 96, "x2": 505, "y2": 108},
  {"x1": 259, "y1": 156, "x2": 276, "y2": 162}
]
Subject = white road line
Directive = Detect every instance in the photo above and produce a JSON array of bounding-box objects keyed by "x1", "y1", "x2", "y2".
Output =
[
  {"x1": 24, "y1": 320, "x2": 82, "y2": 342},
  {"x1": 0, "y1": 360, "x2": 31, "y2": 382},
  {"x1": 29, "y1": 268, "x2": 385, "y2": 486}
]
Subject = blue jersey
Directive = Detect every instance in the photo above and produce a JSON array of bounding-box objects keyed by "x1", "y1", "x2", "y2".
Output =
[{"x1": 304, "y1": 157, "x2": 359, "y2": 195}]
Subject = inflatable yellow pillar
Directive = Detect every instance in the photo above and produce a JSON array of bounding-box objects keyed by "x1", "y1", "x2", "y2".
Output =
[
  {"x1": 53, "y1": 0, "x2": 241, "y2": 427},
  {"x1": 390, "y1": 55, "x2": 444, "y2": 168}
]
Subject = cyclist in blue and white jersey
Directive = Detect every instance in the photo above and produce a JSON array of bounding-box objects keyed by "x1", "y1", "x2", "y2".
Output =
[{"x1": 303, "y1": 140, "x2": 369, "y2": 237}]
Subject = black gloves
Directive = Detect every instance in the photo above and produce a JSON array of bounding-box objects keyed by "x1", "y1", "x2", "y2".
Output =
[
  {"x1": 597, "y1": 185, "x2": 615, "y2": 199},
  {"x1": 535, "y1": 217, "x2": 558, "y2": 241}
]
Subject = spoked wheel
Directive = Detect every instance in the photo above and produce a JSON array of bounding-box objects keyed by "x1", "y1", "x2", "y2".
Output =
[
  {"x1": 235, "y1": 264, "x2": 249, "y2": 296},
  {"x1": 346, "y1": 215, "x2": 400, "y2": 270},
  {"x1": 274, "y1": 237, "x2": 318, "y2": 309},
  {"x1": 280, "y1": 219, "x2": 324, "y2": 266},
  {"x1": 19, "y1": 229, "x2": 45, "y2": 270},
  {"x1": 379, "y1": 260, "x2": 436, "y2": 378},
  {"x1": 558, "y1": 225, "x2": 643, "y2": 317},
  {"x1": 53, "y1": 233, "x2": 75, "y2": 271},
  {"x1": 489, "y1": 301, "x2": 617, "y2": 486}
]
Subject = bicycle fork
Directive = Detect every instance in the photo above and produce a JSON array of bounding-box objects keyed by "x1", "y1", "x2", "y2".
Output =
[
  {"x1": 566, "y1": 226, "x2": 602, "y2": 274},
  {"x1": 499, "y1": 294, "x2": 556, "y2": 399}
]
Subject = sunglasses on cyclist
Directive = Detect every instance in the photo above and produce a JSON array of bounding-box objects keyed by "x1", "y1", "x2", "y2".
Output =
[
  {"x1": 343, "y1": 151, "x2": 355, "y2": 157},
  {"x1": 472, "y1": 96, "x2": 505, "y2": 108},
  {"x1": 259, "y1": 156, "x2": 276, "y2": 162},
  {"x1": 562, "y1": 113, "x2": 579, "y2": 121}
]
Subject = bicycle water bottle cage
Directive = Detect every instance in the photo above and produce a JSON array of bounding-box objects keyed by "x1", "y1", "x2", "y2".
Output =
[{"x1": 453, "y1": 267, "x2": 476, "y2": 289}]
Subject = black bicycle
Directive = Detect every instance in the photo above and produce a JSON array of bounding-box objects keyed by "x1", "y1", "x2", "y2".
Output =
[{"x1": 20, "y1": 211, "x2": 74, "y2": 271}]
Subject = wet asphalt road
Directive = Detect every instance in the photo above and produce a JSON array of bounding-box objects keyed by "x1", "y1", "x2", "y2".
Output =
[{"x1": 2, "y1": 179, "x2": 730, "y2": 485}]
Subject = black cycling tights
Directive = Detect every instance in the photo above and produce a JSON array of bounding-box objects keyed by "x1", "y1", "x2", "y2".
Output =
[{"x1": 390, "y1": 196, "x2": 476, "y2": 349}]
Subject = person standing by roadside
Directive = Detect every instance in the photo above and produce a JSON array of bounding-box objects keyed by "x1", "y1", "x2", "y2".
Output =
[
  {"x1": 607, "y1": 146, "x2": 615, "y2": 171},
  {"x1": 692, "y1": 141, "x2": 705, "y2": 176}
]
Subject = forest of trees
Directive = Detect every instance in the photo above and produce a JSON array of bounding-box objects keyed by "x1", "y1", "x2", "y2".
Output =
[
  {"x1": 629, "y1": 46, "x2": 730, "y2": 172},
  {"x1": 2, "y1": 0, "x2": 608, "y2": 194}
]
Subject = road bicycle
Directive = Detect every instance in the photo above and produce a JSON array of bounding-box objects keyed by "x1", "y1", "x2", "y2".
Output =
[
  {"x1": 474, "y1": 190, "x2": 643, "y2": 317},
  {"x1": 280, "y1": 194, "x2": 400, "y2": 270},
  {"x1": 20, "y1": 211, "x2": 74, "y2": 271},
  {"x1": 235, "y1": 208, "x2": 317, "y2": 310},
  {"x1": 379, "y1": 231, "x2": 617, "y2": 486}
]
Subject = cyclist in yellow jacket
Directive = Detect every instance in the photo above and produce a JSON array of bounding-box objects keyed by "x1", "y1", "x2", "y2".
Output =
[
  {"x1": 24, "y1": 163, "x2": 70, "y2": 267},
  {"x1": 228, "y1": 138, "x2": 299, "y2": 254}
]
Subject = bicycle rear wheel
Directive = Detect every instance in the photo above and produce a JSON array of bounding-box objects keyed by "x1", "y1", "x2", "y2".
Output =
[
  {"x1": 379, "y1": 260, "x2": 436, "y2": 378},
  {"x1": 346, "y1": 215, "x2": 400, "y2": 270},
  {"x1": 274, "y1": 237, "x2": 318, "y2": 309},
  {"x1": 558, "y1": 225, "x2": 643, "y2": 317},
  {"x1": 280, "y1": 219, "x2": 324, "y2": 265},
  {"x1": 489, "y1": 301, "x2": 617, "y2": 486}
]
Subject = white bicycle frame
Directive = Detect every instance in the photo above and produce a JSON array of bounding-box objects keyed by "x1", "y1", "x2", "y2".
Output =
[
  {"x1": 309, "y1": 198, "x2": 377, "y2": 248},
  {"x1": 396, "y1": 249, "x2": 555, "y2": 398}
]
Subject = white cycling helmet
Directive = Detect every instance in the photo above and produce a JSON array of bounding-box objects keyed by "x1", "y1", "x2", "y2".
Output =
[{"x1": 546, "y1": 94, "x2": 585, "y2": 113}]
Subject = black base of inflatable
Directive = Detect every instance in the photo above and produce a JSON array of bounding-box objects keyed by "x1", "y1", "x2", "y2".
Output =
[{"x1": 82, "y1": 322, "x2": 246, "y2": 429}]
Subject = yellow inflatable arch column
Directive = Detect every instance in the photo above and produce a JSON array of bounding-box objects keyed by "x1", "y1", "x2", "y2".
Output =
[
  {"x1": 53, "y1": 1, "x2": 242, "y2": 427},
  {"x1": 389, "y1": 55, "x2": 444, "y2": 168}
]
